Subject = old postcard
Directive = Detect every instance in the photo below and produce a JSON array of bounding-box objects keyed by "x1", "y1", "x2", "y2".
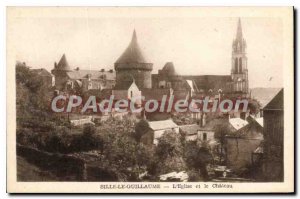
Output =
[{"x1": 7, "y1": 7, "x2": 294, "y2": 193}]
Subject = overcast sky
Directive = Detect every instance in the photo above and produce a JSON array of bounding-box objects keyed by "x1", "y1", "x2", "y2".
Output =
[{"x1": 8, "y1": 9, "x2": 283, "y2": 88}]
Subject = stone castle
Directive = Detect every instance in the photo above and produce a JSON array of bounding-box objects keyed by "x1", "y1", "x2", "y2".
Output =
[{"x1": 51, "y1": 18, "x2": 249, "y2": 99}]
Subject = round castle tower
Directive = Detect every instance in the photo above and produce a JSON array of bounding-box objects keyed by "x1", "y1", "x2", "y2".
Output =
[
  {"x1": 51, "y1": 54, "x2": 72, "y2": 90},
  {"x1": 114, "y1": 30, "x2": 153, "y2": 89}
]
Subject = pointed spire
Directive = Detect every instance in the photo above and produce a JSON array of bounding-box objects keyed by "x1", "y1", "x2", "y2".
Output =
[
  {"x1": 115, "y1": 30, "x2": 147, "y2": 64},
  {"x1": 236, "y1": 18, "x2": 243, "y2": 40},
  {"x1": 57, "y1": 54, "x2": 71, "y2": 71},
  {"x1": 132, "y1": 29, "x2": 137, "y2": 43}
]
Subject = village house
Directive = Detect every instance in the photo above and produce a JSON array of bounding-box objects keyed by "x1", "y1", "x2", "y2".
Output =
[
  {"x1": 31, "y1": 68, "x2": 55, "y2": 88},
  {"x1": 225, "y1": 116, "x2": 264, "y2": 170},
  {"x1": 140, "y1": 119, "x2": 179, "y2": 145},
  {"x1": 51, "y1": 54, "x2": 116, "y2": 92},
  {"x1": 262, "y1": 89, "x2": 284, "y2": 181},
  {"x1": 179, "y1": 124, "x2": 201, "y2": 141},
  {"x1": 112, "y1": 79, "x2": 142, "y2": 105}
]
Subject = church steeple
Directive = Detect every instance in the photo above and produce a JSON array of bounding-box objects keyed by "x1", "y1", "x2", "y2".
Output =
[
  {"x1": 232, "y1": 18, "x2": 246, "y2": 53},
  {"x1": 231, "y1": 18, "x2": 249, "y2": 95},
  {"x1": 236, "y1": 18, "x2": 243, "y2": 41}
]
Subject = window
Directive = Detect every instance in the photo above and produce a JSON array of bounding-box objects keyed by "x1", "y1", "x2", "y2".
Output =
[
  {"x1": 235, "y1": 58, "x2": 238, "y2": 73},
  {"x1": 130, "y1": 90, "x2": 133, "y2": 98},
  {"x1": 239, "y1": 57, "x2": 242, "y2": 73},
  {"x1": 203, "y1": 133, "x2": 207, "y2": 141},
  {"x1": 166, "y1": 82, "x2": 171, "y2": 88},
  {"x1": 88, "y1": 83, "x2": 92, "y2": 90}
]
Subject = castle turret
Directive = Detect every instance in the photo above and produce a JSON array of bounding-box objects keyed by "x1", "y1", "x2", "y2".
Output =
[
  {"x1": 51, "y1": 54, "x2": 72, "y2": 90},
  {"x1": 114, "y1": 30, "x2": 153, "y2": 89},
  {"x1": 53, "y1": 54, "x2": 72, "y2": 71}
]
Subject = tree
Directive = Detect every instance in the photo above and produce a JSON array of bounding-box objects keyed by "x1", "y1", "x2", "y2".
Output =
[
  {"x1": 214, "y1": 124, "x2": 232, "y2": 165},
  {"x1": 154, "y1": 131, "x2": 186, "y2": 175},
  {"x1": 248, "y1": 99, "x2": 261, "y2": 115},
  {"x1": 133, "y1": 119, "x2": 149, "y2": 143},
  {"x1": 184, "y1": 141, "x2": 213, "y2": 181}
]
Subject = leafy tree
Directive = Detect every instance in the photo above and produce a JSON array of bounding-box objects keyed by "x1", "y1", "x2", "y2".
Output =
[
  {"x1": 248, "y1": 99, "x2": 261, "y2": 115},
  {"x1": 184, "y1": 141, "x2": 213, "y2": 181},
  {"x1": 133, "y1": 119, "x2": 149, "y2": 142},
  {"x1": 214, "y1": 123, "x2": 232, "y2": 164},
  {"x1": 154, "y1": 131, "x2": 186, "y2": 175}
]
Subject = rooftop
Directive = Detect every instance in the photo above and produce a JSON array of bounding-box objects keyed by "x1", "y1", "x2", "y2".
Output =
[
  {"x1": 115, "y1": 30, "x2": 148, "y2": 64},
  {"x1": 148, "y1": 119, "x2": 178, "y2": 131}
]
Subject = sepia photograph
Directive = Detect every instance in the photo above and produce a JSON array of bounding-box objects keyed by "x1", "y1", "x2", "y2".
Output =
[{"x1": 6, "y1": 7, "x2": 294, "y2": 193}]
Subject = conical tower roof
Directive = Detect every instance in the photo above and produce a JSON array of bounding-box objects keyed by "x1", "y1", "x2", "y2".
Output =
[
  {"x1": 115, "y1": 30, "x2": 148, "y2": 64},
  {"x1": 57, "y1": 54, "x2": 71, "y2": 71},
  {"x1": 162, "y1": 62, "x2": 178, "y2": 75}
]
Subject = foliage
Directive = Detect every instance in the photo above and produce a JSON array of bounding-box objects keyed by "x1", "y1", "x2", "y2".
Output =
[
  {"x1": 214, "y1": 123, "x2": 232, "y2": 164},
  {"x1": 152, "y1": 131, "x2": 186, "y2": 175},
  {"x1": 184, "y1": 141, "x2": 213, "y2": 181},
  {"x1": 248, "y1": 99, "x2": 261, "y2": 115},
  {"x1": 133, "y1": 119, "x2": 149, "y2": 142}
]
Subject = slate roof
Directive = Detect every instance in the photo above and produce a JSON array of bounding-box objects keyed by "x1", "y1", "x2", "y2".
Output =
[
  {"x1": 141, "y1": 88, "x2": 171, "y2": 101},
  {"x1": 263, "y1": 88, "x2": 283, "y2": 110},
  {"x1": 115, "y1": 30, "x2": 148, "y2": 64},
  {"x1": 31, "y1": 68, "x2": 53, "y2": 77},
  {"x1": 179, "y1": 124, "x2": 201, "y2": 135},
  {"x1": 66, "y1": 70, "x2": 116, "y2": 80},
  {"x1": 182, "y1": 75, "x2": 231, "y2": 94},
  {"x1": 56, "y1": 54, "x2": 71, "y2": 71},
  {"x1": 198, "y1": 118, "x2": 235, "y2": 132},
  {"x1": 148, "y1": 119, "x2": 178, "y2": 131},
  {"x1": 229, "y1": 118, "x2": 248, "y2": 131},
  {"x1": 160, "y1": 62, "x2": 178, "y2": 75},
  {"x1": 250, "y1": 87, "x2": 282, "y2": 108}
]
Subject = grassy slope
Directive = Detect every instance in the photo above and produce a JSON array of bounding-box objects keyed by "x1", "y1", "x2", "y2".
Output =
[{"x1": 17, "y1": 156, "x2": 58, "y2": 182}]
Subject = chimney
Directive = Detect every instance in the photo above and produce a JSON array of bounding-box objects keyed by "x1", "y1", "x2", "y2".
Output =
[{"x1": 54, "y1": 62, "x2": 57, "y2": 68}]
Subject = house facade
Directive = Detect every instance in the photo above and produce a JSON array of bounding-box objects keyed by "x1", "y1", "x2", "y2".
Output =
[
  {"x1": 140, "y1": 119, "x2": 179, "y2": 145},
  {"x1": 262, "y1": 89, "x2": 284, "y2": 181}
]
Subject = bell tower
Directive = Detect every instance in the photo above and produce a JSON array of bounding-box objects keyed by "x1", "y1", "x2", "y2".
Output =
[{"x1": 231, "y1": 18, "x2": 249, "y2": 94}]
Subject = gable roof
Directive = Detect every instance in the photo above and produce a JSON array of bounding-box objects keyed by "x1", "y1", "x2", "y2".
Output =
[
  {"x1": 229, "y1": 118, "x2": 248, "y2": 131},
  {"x1": 199, "y1": 118, "x2": 235, "y2": 131},
  {"x1": 230, "y1": 118, "x2": 263, "y2": 139},
  {"x1": 263, "y1": 88, "x2": 283, "y2": 110},
  {"x1": 179, "y1": 124, "x2": 201, "y2": 135},
  {"x1": 250, "y1": 87, "x2": 282, "y2": 108},
  {"x1": 115, "y1": 30, "x2": 148, "y2": 64},
  {"x1": 31, "y1": 68, "x2": 53, "y2": 77},
  {"x1": 182, "y1": 75, "x2": 231, "y2": 94},
  {"x1": 148, "y1": 119, "x2": 178, "y2": 131}
]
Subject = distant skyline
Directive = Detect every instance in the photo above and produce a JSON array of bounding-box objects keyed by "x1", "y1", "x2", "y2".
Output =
[{"x1": 8, "y1": 8, "x2": 283, "y2": 88}]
